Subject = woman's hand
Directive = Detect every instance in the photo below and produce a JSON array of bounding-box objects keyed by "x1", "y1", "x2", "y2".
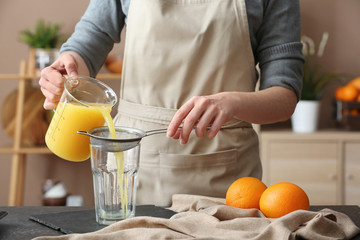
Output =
[
  {"x1": 167, "y1": 87, "x2": 298, "y2": 144},
  {"x1": 39, "y1": 52, "x2": 89, "y2": 110},
  {"x1": 167, "y1": 92, "x2": 237, "y2": 144}
]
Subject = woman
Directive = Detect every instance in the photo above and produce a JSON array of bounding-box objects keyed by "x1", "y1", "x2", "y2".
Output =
[{"x1": 39, "y1": 0, "x2": 303, "y2": 206}]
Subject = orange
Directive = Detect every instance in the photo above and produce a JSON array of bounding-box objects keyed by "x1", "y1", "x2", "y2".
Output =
[
  {"x1": 106, "y1": 60, "x2": 123, "y2": 74},
  {"x1": 350, "y1": 109, "x2": 359, "y2": 116},
  {"x1": 259, "y1": 182, "x2": 309, "y2": 218},
  {"x1": 341, "y1": 84, "x2": 358, "y2": 102},
  {"x1": 105, "y1": 55, "x2": 116, "y2": 65},
  {"x1": 226, "y1": 177, "x2": 267, "y2": 209},
  {"x1": 349, "y1": 77, "x2": 360, "y2": 91},
  {"x1": 335, "y1": 86, "x2": 345, "y2": 101}
]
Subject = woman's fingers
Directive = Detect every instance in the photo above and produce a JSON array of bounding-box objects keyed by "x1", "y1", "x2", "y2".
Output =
[
  {"x1": 39, "y1": 52, "x2": 80, "y2": 110},
  {"x1": 179, "y1": 99, "x2": 207, "y2": 144},
  {"x1": 40, "y1": 68, "x2": 64, "y2": 91},
  {"x1": 194, "y1": 106, "x2": 217, "y2": 138},
  {"x1": 169, "y1": 96, "x2": 216, "y2": 144},
  {"x1": 168, "y1": 93, "x2": 237, "y2": 144},
  {"x1": 167, "y1": 100, "x2": 194, "y2": 137},
  {"x1": 39, "y1": 67, "x2": 65, "y2": 109},
  {"x1": 52, "y1": 53, "x2": 79, "y2": 78},
  {"x1": 39, "y1": 86, "x2": 60, "y2": 103},
  {"x1": 170, "y1": 129, "x2": 182, "y2": 140},
  {"x1": 206, "y1": 113, "x2": 227, "y2": 138},
  {"x1": 43, "y1": 98, "x2": 58, "y2": 110}
]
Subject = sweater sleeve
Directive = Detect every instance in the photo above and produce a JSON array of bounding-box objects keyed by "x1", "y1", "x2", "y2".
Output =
[
  {"x1": 60, "y1": 0, "x2": 126, "y2": 77},
  {"x1": 247, "y1": 0, "x2": 304, "y2": 100}
]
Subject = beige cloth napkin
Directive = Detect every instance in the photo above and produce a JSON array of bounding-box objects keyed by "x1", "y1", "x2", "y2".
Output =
[{"x1": 34, "y1": 194, "x2": 360, "y2": 240}]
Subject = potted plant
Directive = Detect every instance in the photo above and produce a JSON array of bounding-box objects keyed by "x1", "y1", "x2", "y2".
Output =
[
  {"x1": 291, "y1": 32, "x2": 339, "y2": 133},
  {"x1": 19, "y1": 19, "x2": 64, "y2": 72}
]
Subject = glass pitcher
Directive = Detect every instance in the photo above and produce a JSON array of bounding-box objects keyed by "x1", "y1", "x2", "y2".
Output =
[{"x1": 45, "y1": 76, "x2": 117, "y2": 162}]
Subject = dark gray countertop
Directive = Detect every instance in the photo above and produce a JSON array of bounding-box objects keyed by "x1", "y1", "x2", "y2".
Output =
[
  {"x1": 0, "y1": 205, "x2": 176, "y2": 240},
  {"x1": 0, "y1": 206, "x2": 84, "y2": 240},
  {"x1": 0, "y1": 205, "x2": 359, "y2": 240}
]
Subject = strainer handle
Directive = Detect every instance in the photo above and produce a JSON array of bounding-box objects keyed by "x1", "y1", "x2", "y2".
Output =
[
  {"x1": 77, "y1": 130, "x2": 91, "y2": 136},
  {"x1": 145, "y1": 125, "x2": 241, "y2": 137},
  {"x1": 145, "y1": 128, "x2": 168, "y2": 136}
]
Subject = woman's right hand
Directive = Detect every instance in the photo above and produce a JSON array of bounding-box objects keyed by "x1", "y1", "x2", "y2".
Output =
[{"x1": 39, "y1": 52, "x2": 88, "y2": 110}]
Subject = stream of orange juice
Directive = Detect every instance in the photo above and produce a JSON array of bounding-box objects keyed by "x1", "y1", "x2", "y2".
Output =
[{"x1": 96, "y1": 107, "x2": 128, "y2": 217}]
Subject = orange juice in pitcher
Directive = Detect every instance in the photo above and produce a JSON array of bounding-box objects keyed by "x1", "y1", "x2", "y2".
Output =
[
  {"x1": 45, "y1": 76, "x2": 117, "y2": 162},
  {"x1": 46, "y1": 103, "x2": 113, "y2": 161}
]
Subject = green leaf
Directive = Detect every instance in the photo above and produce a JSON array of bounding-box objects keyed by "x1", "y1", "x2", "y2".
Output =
[
  {"x1": 18, "y1": 19, "x2": 64, "y2": 49},
  {"x1": 301, "y1": 55, "x2": 341, "y2": 100}
]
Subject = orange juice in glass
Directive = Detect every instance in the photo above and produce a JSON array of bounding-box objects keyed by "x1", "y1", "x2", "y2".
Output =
[{"x1": 45, "y1": 76, "x2": 117, "y2": 162}]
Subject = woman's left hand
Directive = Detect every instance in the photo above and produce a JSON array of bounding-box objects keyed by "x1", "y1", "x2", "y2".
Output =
[{"x1": 167, "y1": 92, "x2": 236, "y2": 144}]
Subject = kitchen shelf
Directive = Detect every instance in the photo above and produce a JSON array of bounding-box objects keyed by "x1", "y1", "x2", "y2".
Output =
[
  {"x1": 0, "y1": 60, "x2": 121, "y2": 206},
  {"x1": 0, "y1": 74, "x2": 35, "y2": 80},
  {"x1": 0, "y1": 146, "x2": 51, "y2": 154}
]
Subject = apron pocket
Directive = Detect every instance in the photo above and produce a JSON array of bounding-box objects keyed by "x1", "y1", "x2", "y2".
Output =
[{"x1": 158, "y1": 149, "x2": 240, "y2": 199}]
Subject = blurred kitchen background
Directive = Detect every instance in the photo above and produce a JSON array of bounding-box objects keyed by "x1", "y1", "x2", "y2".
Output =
[{"x1": 0, "y1": 0, "x2": 359, "y2": 206}]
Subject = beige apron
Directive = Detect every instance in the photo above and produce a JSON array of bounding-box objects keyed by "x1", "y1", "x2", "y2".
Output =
[{"x1": 114, "y1": 0, "x2": 262, "y2": 206}]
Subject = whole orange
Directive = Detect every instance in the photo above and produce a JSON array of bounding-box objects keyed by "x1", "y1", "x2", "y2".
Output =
[
  {"x1": 341, "y1": 84, "x2": 358, "y2": 102},
  {"x1": 226, "y1": 177, "x2": 267, "y2": 209},
  {"x1": 335, "y1": 86, "x2": 344, "y2": 101},
  {"x1": 259, "y1": 182, "x2": 309, "y2": 218}
]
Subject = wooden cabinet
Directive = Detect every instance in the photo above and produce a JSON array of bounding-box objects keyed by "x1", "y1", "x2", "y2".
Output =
[
  {"x1": 260, "y1": 130, "x2": 360, "y2": 205},
  {"x1": 344, "y1": 142, "x2": 360, "y2": 205}
]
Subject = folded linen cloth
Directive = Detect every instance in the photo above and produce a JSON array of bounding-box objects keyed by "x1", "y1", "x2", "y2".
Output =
[{"x1": 33, "y1": 194, "x2": 360, "y2": 240}]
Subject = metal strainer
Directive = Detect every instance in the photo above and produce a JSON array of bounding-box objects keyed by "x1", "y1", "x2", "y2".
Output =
[{"x1": 77, "y1": 126, "x2": 167, "y2": 152}]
